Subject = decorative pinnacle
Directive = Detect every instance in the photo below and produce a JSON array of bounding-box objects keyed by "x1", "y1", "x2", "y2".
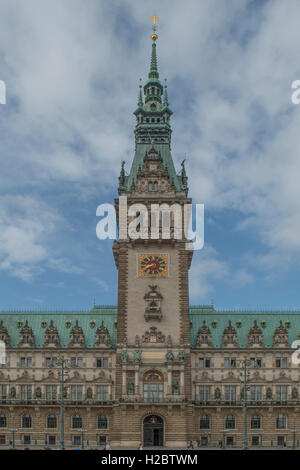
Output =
[
  {"x1": 163, "y1": 78, "x2": 168, "y2": 105},
  {"x1": 137, "y1": 78, "x2": 143, "y2": 107},
  {"x1": 151, "y1": 14, "x2": 158, "y2": 41}
]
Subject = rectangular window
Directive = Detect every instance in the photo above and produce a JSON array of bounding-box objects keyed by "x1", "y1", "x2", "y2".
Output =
[
  {"x1": 46, "y1": 357, "x2": 57, "y2": 368},
  {"x1": 250, "y1": 386, "x2": 263, "y2": 401},
  {"x1": 96, "y1": 358, "x2": 109, "y2": 368},
  {"x1": 21, "y1": 357, "x2": 32, "y2": 368},
  {"x1": 224, "y1": 358, "x2": 236, "y2": 368},
  {"x1": 198, "y1": 385, "x2": 211, "y2": 401},
  {"x1": 226, "y1": 436, "x2": 234, "y2": 446},
  {"x1": 98, "y1": 435, "x2": 107, "y2": 446},
  {"x1": 20, "y1": 385, "x2": 32, "y2": 400},
  {"x1": 276, "y1": 358, "x2": 287, "y2": 368},
  {"x1": 250, "y1": 358, "x2": 262, "y2": 368},
  {"x1": 199, "y1": 358, "x2": 210, "y2": 368},
  {"x1": 0, "y1": 435, "x2": 5, "y2": 445},
  {"x1": 46, "y1": 385, "x2": 57, "y2": 400},
  {"x1": 127, "y1": 381, "x2": 135, "y2": 395},
  {"x1": 252, "y1": 436, "x2": 260, "y2": 446},
  {"x1": 143, "y1": 383, "x2": 163, "y2": 402},
  {"x1": 96, "y1": 385, "x2": 109, "y2": 401},
  {"x1": 48, "y1": 436, "x2": 56, "y2": 445},
  {"x1": 277, "y1": 436, "x2": 285, "y2": 446},
  {"x1": 24, "y1": 435, "x2": 31, "y2": 445},
  {"x1": 276, "y1": 385, "x2": 288, "y2": 401},
  {"x1": 225, "y1": 386, "x2": 236, "y2": 401},
  {"x1": 71, "y1": 386, "x2": 83, "y2": 401},
  {"x1": 0, "y1": 385, "x2": 7, "y2": 399},
  {"x1": 73, "y1": 435, "x2": 81, "y2": 446}
]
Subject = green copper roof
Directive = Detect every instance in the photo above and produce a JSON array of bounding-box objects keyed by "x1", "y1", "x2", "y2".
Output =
[
  {"x1": 1, "y1": 306, "x2": 299, "y2": 349},
  {"x1": 0, "y1": 307, "x2": 117, "y2": 348},
  {"x1": 124, "y1": 143, "x2": 182, "y2": 192},
  {"x1": 190, "y1": 306, "x2": 300, "y2": 348}
]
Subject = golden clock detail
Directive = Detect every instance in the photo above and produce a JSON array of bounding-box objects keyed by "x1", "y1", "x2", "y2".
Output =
[{"x1": 138, "y1": 254, "x2": 168, "y2": 277}]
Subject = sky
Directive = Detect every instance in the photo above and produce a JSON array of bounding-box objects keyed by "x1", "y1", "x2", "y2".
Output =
[{"x1": 1, "y1": 0, "x2": 300, "y2": 311}]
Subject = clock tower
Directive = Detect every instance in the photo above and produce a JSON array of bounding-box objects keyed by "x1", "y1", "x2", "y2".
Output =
[{"x1": 112, "y1": 20, "x2": 194, "y2": 445}]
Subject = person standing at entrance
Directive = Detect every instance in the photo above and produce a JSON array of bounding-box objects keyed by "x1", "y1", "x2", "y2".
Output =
[{"x1": 138, "y1": 443, "x2": 143, "y2": 450}]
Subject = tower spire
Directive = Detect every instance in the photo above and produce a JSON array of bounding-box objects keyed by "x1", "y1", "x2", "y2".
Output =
[{"x1": 149, "y1": 14, "x2": 159, "y2": 80}]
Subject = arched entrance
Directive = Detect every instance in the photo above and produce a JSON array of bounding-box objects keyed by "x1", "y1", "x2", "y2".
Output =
[{"x1": 143, "y1": 415, "x2": 164, "y2": 447}]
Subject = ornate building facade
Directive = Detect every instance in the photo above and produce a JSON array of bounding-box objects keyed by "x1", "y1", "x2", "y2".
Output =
[{"x1": 0, "y1": 33, "x2": 300, "y2": 449}]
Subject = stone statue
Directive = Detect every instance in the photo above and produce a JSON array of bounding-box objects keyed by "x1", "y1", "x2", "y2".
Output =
[
  {"x1": 134, "y1": 351, "x2": 141, "y2": 363},
  {"x1": 166, "y1": 351, "x2": 174, "y2": 361},
  {"x1": 178, "y1": 351, "x2": 186, "y2": 362},
  {"x1": 121, "y1": 351, "x2": 128, "y2": 363},
  {"x1": 266, "y1": 388, "x2": 273, "y2": 400}
]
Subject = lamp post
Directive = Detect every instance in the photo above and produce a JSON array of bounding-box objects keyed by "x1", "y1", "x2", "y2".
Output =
[
  {"x1": 238, "y1": 358, "x2": 251, "y2": 450},
  {"x1": 290, "y1": 429, "x2": 298, "y2": 449},
  {"x1": 8, "y1": 428, "x2": 17, "y2": 449},
  {"x1": 80, "y1": 429, "x2": 86, "y2": 449},
  {"x1": 57, "y1": 356, "x2": 70, "y2": 450}
]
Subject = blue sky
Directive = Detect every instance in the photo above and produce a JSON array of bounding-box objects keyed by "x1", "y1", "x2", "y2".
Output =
[{"x1": 1, "y1": 0, "x2": 300, "y2": 310}]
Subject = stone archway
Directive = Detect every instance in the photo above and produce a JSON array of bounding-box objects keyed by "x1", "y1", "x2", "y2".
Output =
[{"x1": 143, "y1": 415, "x2": 164, "y2": 447}]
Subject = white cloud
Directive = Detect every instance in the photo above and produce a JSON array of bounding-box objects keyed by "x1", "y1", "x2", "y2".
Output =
[{"x1": 1, "y1": 0, "x2": 300, "y2": 298}]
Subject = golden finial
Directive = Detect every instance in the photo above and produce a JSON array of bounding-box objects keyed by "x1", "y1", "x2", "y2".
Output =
[{"x1": 151, "y1": 14, "x2": 159, "y2": 41}]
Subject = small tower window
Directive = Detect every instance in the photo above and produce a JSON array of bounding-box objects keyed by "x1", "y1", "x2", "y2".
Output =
[{"x1": 148, "y1": 182, "x2": 153, "y2": 191}]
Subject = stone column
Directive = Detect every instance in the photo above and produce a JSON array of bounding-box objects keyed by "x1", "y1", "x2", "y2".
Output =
[
  {"x1": 122, "y1": 366, "x2": 127, "y2": 396},
  {"x1": 135, "y1": 366, "x2": 140, "y2": 396},
  {"x1": 167, "y1": 366, "x2": 172, "y2": 395},
  {"x1": 180, "y1": 366, "x2": 185, "y2": 395}
]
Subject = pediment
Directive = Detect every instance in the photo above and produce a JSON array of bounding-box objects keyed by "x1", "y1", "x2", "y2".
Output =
[
  {"x1": 222, "y1": 373, "x2": 240, "y2": 383},
  {"x1": 66, "y1": 371, "x2": 84, "y2": 383},
  {"x1": 40, "y1": 372, "x2": 59, "y2": 383}
]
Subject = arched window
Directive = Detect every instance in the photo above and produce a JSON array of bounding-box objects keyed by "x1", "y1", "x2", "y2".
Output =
[
  {"x1": 153, "y1": 181, "x2": 158, "y2": 192},
  {"x1": 199, "y1": 414, "x2": 210, "y2": 429},
  {"x1": 225, "y1": 414, "x2": 235, "y2": 429},
  {"x1": 148, "y1": 182, "x2": 153, "y2": 192},
  {"x1": 22, "y1": 414, "x2": 32, "y2": 428},
  {"x1": 98, "y1": 415, "x2": 108, "y2": 429},
  {"x1": 47, "y1": 414, "x2": 57, "y2": 429},
  {"x1": 72, "y1": 414, "x2": 82, "y2": 429},
  {"x1": 276, "y1": 414, "x2": 286, "y2": 429},
  {"x1": 251, "y1": 415, "x2": 261, "y2": 429},
  {"x1": 143, "y1": 371, "x2": 164, "y2": 403},
  {"x1": 0, "y1": 413, "x2": 7, "y2": 428}
]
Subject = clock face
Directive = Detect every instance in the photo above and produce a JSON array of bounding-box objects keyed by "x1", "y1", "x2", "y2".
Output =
[{"x1": 138, "y1": 254, "x2": 168, "y2": 277}]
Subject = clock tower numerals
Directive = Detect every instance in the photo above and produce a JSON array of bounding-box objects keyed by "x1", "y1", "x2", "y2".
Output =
[{"x1": 138, "y1": 254, "x2": 168, "y2": 277}]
